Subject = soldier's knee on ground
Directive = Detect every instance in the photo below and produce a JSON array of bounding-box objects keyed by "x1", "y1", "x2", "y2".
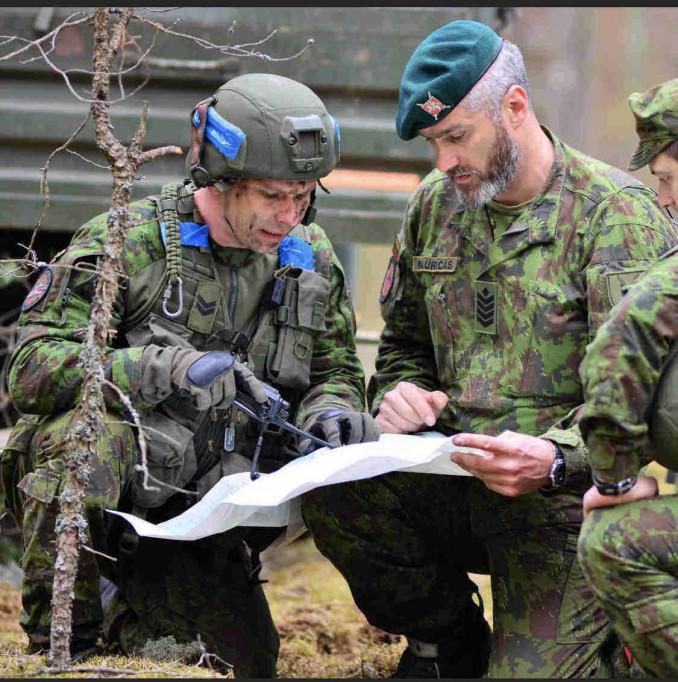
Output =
[{"x1": 19, "y1": 410, "x2": 138, "y2": 513}]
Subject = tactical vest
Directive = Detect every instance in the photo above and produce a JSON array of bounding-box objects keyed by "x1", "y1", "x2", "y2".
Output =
[{"x1": 122, "y1": 182, "x2": 332, "y2": 506}]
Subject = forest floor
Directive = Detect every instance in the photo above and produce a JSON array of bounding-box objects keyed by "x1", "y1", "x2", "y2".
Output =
[{"x1": 0, "y1": 534, "x2": 491, "y2": 678}]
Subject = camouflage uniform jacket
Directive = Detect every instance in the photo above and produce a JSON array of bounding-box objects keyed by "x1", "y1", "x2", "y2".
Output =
[
  {"x1": 369, "y1": 128, "x2": 678, "y2": 490},
  {"x1": 7, "y1": 189, "x2": 365, "y2": 483},
  {"x1": 579, "y1": 246, "x2": 678, "y2": 482}
]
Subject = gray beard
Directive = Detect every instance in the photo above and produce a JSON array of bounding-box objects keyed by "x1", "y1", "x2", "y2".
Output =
[{"x1": 450, "y1": 124, "x2": 520, "y2": 210}]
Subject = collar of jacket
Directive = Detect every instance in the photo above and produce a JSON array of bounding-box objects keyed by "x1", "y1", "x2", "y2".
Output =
[
  {"x1": 453, "y1": 125, "x2": 565, "y2": 270},
  {"x1": 159, "y1": 219, "x2": 263, "y2": 268}
]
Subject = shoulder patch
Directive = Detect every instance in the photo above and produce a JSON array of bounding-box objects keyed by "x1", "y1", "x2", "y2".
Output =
[
  {"x1": 21, "y1": 268, "x2": 53, "y2": 312},
  {"x1": 606, "y1": 269, "x2": 645, "y2": 307},
  {"x1": 380, "y1": 256, "x2": 397, "y2": 304},
  {"x1": 380, "y1": 236, "x2": 403, "y2": 304}
]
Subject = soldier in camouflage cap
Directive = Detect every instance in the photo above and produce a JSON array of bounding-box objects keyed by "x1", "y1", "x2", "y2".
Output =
[
  {"x1": 627, "y1": 78, "x2": 678, "y2": 173},
  {"x1": 302, "y1": 21, "x2": 678, "y2": 678},
  {"x1": 0, "y1": 73, "x2": 379, "y2": 676},
  {"x1": 577, "y1": 78, "x2": 678, "y2": 677}
]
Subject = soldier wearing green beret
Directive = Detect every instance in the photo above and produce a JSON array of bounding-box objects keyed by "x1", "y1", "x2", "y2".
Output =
[
  {"x1": 0, "y1": 73, "x2": 379, "y2": 675},
  {"x1": 577, "y1": 78, "x2": 678, "y2": 677},
  {"x1": 302, "y1": 21, "x2": 678, "y2": 678}
]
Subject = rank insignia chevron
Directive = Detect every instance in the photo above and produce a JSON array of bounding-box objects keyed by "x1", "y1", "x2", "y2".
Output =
[
  {"x1": 475, "y1": 280, "x2": 497, "y2": 335},
  {"x1": 187, "y1": 281, "x2": 222, "y2": 334},
  {"x1": 195, "y1": 293, "x2": 217, "y2": 316}
]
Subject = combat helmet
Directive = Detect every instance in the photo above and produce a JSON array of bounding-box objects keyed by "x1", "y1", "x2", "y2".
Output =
[{"x1": 187, "y1": 73, "x2": 340, "y2": 188}]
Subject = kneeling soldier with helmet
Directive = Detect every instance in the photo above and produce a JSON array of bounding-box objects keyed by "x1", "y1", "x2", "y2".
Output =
[
  {"x1": 0, "y1": 73, "x2": 379, "y2": 676},
  {"x1": 577, "y1": 78, "x2": 678, "y2": 678}
]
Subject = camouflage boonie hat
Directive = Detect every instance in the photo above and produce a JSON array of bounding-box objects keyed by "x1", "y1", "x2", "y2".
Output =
[{"x1": 627, "y1": 78, "x2": 678, "y2": 171}]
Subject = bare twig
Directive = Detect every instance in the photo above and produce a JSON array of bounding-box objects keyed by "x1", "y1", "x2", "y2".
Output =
[
  {"x1": 66, "y1": 148, "x2": 111, "y2": 170},
  {"x1": 0, "y1": 12, "x2": 89, "y2": 62},
  {"x1": 40, "y1": 665, "x2": 217, "y2": 677},
  {"x1": 132, "y1": 12, "x2": 314, "y2": 62},
  {"x1": 81, "y1": 544, "x2": 118, "y2": 562},
  {"x1": 26, "y1": 111, "x2": 93, "y2": 259}
]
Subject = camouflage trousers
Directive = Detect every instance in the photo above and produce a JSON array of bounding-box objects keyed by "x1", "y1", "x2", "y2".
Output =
[
  {"x1": 578, "y1": 496, "x2": 678, "y2": 677},
  {"x1": 0, "y1": 410, "x2": 279, "y2": 677},
  {"x1": 303, "y1": 472, "x2": 634, "y2": 678}
]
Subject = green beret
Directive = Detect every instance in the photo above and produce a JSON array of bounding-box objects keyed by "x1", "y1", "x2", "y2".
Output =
[
  {"x1": 396, "y1": 20, "x2": 503, "y2": 141},
  {"x1": 627, "y1": 78, "x2": 678, "y2": 171}
]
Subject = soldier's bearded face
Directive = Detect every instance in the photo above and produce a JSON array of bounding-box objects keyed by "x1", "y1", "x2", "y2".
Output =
[
  {"x1": 214, "y1": 179, "x2": 315, "y2": 253},
  {"x1": 448, "y1": 119, "x2": 519, "y2": 209},
  {"x1": 419, "y1": 106, "x2": 520, "y2": 210}
]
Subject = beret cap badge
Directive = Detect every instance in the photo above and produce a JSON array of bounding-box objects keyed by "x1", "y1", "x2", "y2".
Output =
[{"x1": 416, "y1": 92, "x2": 451, "y2": 120}]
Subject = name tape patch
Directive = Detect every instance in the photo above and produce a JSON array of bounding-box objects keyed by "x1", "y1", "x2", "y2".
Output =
[{"x1": 413, "y1": 257, "x2": 458, "y2": 273}]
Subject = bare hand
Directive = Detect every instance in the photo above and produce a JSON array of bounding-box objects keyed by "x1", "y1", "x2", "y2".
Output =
[
  {"x1": 376, "y1": 381, "x2": 449, "y2": 434},
  {"x1": 582, "y1": 475, "x2": 658, "y2": 518},
  {"x1": 451, "y1": 430, "x2": 554, "y2": 496}
]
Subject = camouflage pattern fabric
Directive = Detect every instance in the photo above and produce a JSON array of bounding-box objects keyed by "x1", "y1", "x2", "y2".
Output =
[
  {"x1": 578, "y1": 497, "x2": 678, "y2": 677},
  {"x1": 3, "y1": 192, "x2": 366, "y2": 675},
  {"x1": 579, "y1": 250, "x2": 678, "y2": 482},
  {"x1": 304, "y1": 128, "x2": 678, "y2": 677},
  {"x1": 627, "y1": 78, "x2": 678, "y2": 171},
  {"x1": 576, "y1": 247, "x2": 678, "y2": 675}
]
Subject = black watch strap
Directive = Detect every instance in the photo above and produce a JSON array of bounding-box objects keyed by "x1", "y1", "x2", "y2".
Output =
[
  {"x1": 539, "y1": 441, "x2": 566, "y2": 495},
  {"x1": 591, "y1": 472, "x2": 638, "y2": 496}
]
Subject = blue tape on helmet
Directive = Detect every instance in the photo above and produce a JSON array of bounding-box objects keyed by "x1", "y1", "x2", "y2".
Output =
[
  {"x1": 193, "y1": 107, "x2": 246, "y2": 161},
  {"x1": 279, "y1": 235, "x2": 315, "y2": 270},
  {"x1": 331, "y1": 115, "x2": 341, "y2": 154}
]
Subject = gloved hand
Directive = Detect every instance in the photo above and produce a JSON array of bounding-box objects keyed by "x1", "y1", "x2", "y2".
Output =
[
  {"x1": 170, "y1": 349, "x2": 268, "y2": 412},
  {"x1": 300, "y1": 409, "x2": 381, "y2": 454}
]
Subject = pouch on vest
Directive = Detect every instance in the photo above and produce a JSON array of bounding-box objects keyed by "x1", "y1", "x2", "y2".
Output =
[
  {"x1": 128, "y1": 412, "x2": 197, "y2": 508},
  {"x1": 267, "y1": 267, "x2": 329, "y2": 390},
  {"x1": 0, "y1": 414, "x2": 43, "y2": 525},
  {"x1": 125, "y1": 311, "x2": 194, "y2": 350}
]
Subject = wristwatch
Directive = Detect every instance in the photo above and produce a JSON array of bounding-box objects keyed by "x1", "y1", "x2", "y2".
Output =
[
  {"x1": 591, "y1": 472, "x2": 638, "y2": 496},
  {"x1": 539, "y1": 441, "x2": 566, "y2": 495}
]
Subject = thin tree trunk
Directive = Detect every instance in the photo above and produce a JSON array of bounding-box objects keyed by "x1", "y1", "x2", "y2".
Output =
[{"x1": 49, "y1": 7, "x2": 139, "y2": 667}]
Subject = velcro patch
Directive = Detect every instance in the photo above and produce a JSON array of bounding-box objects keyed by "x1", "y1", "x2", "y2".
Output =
[
  {"x1": 21, "y1": 268, "x2": 53, "y2": 312},
  {"x1": 413, "y1": 256, "x2": 458, "y2": 273},
  {"x1": 606, "y1": 269, "x2": 645, "y2": 307}
]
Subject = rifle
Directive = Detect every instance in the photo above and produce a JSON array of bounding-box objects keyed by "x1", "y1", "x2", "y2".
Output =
[{"x1": 233, "y1": 382, "x2": 333, "y2": 480}]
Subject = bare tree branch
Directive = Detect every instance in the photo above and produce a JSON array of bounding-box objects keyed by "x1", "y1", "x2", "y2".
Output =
[
  {"x1": 132, "y1": 12, "x2": 314, "y2": 62},
  {"x1": 0, "y1": 12, "x2": 89, "y2": 62},
  {"x1": 24, "y1": 112, "x2": 93, "y2": 259}
]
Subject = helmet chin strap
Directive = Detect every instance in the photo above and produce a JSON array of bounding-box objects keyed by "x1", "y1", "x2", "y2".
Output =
[
  {"x1": 302, "y1": 188, "x2": 317, "y2": 226},
  {"x1": 301, "y1": 179, "x2": 331, "y2": 226}
]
